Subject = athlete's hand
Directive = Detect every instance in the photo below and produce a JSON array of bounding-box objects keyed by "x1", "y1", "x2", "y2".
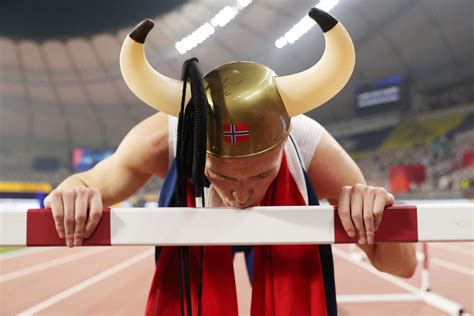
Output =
[
  {"x1": 337, "y1": 184, "x2": 395, "y2": 244},
  {"x1": 44, "y1": 185, "x2": 103, "y2": 247}
]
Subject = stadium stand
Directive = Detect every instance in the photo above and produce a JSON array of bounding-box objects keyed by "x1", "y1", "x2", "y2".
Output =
[
  {"x1": 346, "y1": 109, "x2": 474, "y2": 199},
  {"x1": 1, "y1": 104, "x2": 473, "y2": 201}
]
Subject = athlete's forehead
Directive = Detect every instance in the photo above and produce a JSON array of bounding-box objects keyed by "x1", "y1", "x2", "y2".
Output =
[{"x1": 205, "y1": 142, "x2": 284, "y2": 177}]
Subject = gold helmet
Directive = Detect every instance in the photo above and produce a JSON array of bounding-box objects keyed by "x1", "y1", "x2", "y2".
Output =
[{"x1": 120, "y1": 8, "x2": 355, "y2": 158}]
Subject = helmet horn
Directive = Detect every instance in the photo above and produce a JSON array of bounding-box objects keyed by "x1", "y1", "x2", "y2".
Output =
[
  {"x1": 275, "y1": 8, "x2": 356, "y2": 117},
  {"x1": 119, "y1": 19, "x2": 190, "y2": 117}
]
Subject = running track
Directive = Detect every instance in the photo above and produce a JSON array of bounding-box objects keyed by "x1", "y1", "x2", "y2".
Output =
[{"x1": 1, "y1": 243, "x2": 472, "y2": 315}]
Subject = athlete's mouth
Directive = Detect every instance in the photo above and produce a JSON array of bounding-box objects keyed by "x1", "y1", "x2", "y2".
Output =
[{"x1": 225, "y1": 199, "x2": 252, "y2": 209}]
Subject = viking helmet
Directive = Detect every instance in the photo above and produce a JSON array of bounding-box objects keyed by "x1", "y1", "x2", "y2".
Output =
[{"x1": 120, "y1": 8, "x2": 355, "y2": 157}]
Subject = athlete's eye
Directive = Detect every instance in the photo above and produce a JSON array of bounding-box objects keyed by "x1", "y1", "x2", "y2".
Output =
[{"x1": 254, "y1": 173, "x2": 270, "y2": 180}]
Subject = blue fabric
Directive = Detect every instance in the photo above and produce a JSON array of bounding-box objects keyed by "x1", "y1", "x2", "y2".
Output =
[
  {"x1": 304, "y1": 170, "x2": 337, "y2": 316},
  {"x1": 158, "y1": 160, "x2": 178, "y2": 208}
]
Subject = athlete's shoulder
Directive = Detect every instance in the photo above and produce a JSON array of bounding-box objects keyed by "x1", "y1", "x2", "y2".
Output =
[
  {"x1": 291, "y1": 114, "x2": 323, "y2": 131},
  {"x1": 115, "y1": 111, "x2": 170, "y2": 178},
  {"x1": 290, "y1": 114, "x2": 325, "y2": 169}
]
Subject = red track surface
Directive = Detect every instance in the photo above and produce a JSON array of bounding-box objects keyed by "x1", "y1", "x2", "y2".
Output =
[{"x1": 1, "y1": 243, "x2": 472, "y2": 315}]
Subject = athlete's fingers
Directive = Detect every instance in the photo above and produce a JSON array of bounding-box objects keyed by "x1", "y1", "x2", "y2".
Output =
[
  {"x1": 374, "y1": 188, "x2": 394, "y2": 231},
  {"x1": 350, "y1": 184, "x2": 366, "y2": 244},
  {"x1": 62, "y1": 190, "x2": 76, "y2": 248},
  {"x1": 73, "y1": 187, "x2": 89, "y2": 246},
  {"x1": 362, "y1": 187, "x2": 376, "y2": 244},
  {"x1": 84, "y1": 189, "x2": 103, "y2": 239},
  {"x1": 338, "y1": 186, "x2": 356, "y2": 238},
  {"x1": 46, "y1": 191, "x2": 65, "y2": 239}
]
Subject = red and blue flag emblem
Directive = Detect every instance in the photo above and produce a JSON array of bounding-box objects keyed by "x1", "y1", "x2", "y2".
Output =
[{"x1": 223, "y1": 123, "x2": 250, "y2": 143}]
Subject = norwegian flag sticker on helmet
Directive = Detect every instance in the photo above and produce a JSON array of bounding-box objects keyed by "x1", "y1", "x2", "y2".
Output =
[{"x1": 223, "y1": 123, "x2": 250, "y2": 143}]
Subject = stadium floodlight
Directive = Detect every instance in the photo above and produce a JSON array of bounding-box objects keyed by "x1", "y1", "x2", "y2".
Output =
[
  {"x1": 175, "y1": 1, "x2": 252, "y2": 55},
  {"x1": 275, "y1": 0, "x2": 339, "y2": 48},
  {"x1": 237, "y1": 0, "x2": 252, "y2": 8},
  {"x1": 211, "y1": 6, "x2": 238, "y2": 27},
  {"x1": 175, "y1": 22, "x2": 215, "y2": 54}
]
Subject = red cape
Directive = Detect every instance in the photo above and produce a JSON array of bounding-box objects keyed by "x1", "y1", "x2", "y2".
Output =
[{"x1": 145, "y1": 154, "x2": 328, "y2": 315}]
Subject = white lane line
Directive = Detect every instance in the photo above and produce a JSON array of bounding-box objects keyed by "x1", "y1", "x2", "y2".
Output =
[
  {"x1": 332, "y1": 247, "x2": 465, "y2": 315},
  {"x1": 431, "y1": 257, "x2": 474, "y2": 277},
  {"x1": 337, "y1": 293, "x2": 421, "y2": 304},
  {"x1": 18, "y1": 248, "x2": 154, "y2": 316},
  {"x1": 0, "y1": 248, "x2": 108, "y2": 283},
  {"x1": 0, "y1": 247, "x2": 52, "y2": 261},
  {"x1": 430, "y1": 244, "x2": 474, "y2": 256}
]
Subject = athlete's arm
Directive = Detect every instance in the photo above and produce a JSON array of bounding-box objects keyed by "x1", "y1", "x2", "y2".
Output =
[
  {"x1": 72, "y1": 111, "x2": 170, "y2": 205},
  {"x1": 307, "y1": 129, "x2": 417, "y2": 278},
  {"x1": 44, "y1": 111, "x2": 170, "y2": 247}
]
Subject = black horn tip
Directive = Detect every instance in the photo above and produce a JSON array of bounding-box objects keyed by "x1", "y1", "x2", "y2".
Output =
[
  {"x1": 308, "y1": 7, "x2": 338, "y2": 33},
  {"x1": 129, "y1": 18, "x2": 154, "y2": 43}
]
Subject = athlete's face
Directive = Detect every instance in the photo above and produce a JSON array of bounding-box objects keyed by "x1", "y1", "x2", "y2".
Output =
[{"x1": 205, "y1": 143, "x2": 284, "y2": 209}]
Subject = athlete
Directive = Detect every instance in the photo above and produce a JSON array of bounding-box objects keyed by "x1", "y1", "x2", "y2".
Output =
[{"x1": 44, "y1": 8, "x2": 417, "y2": 316}]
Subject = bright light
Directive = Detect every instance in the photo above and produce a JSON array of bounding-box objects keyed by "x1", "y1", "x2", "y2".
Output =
[
  {"x1": 211, "y1": 6, "x2": 237, "y2": 27},
  {"x1": 175, "y1": 22, "x2": 215, "y2": 54},
  {"x1": 175, "y1": 1, "x2": 251, "y2": 54},
  {"x1": 237, "y1": 0, "x2": 252, "y2": 8},
  {"x1": 275, "y1": 0, "x2": 340, "y2": 48},
  {"x1": 175, "y1": 41, "x2": 186, "y2": 54},
  {"x1": 275, "y1": 37, "x2": 287, "y2": 48},
  {"x1": 316, "y1": 0, "x2": 339, "y2": 12}
]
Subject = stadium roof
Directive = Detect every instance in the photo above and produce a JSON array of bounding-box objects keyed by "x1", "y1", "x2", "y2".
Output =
[{"x1": 1, "y1": 0, "x2": 473, "y2": 156}]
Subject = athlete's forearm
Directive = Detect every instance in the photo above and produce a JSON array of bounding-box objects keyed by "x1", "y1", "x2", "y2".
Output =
[
  {"x1": 55, "y1": 174, "x2": 89, "y2": 190},
  {"x1": 51, "y1": 156, "x2": 150, "y2": 207},
  {"x1": 359, "y1": 243, "x2": 417, "y2": 278}
]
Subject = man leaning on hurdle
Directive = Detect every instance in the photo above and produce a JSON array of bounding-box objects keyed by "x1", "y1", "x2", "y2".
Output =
[{"x1": 44, "y1": 8, "x2": 417, "y2": 316}]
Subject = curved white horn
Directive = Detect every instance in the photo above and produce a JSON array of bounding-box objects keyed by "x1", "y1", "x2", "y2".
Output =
[
  {"x1": 119, "y1": 19, "x2": 190, "y2": 117},
  {"x1": 276, "y1": 8, "x2": 355, "y2": 117}
]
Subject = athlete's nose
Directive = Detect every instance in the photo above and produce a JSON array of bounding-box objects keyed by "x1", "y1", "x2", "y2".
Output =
[
  {"x1": 232, "y1": 189, "x2": 250, "y2": 204},
  {"x1": 232, "y1": 183, "x2": 252, "y2": 204}
]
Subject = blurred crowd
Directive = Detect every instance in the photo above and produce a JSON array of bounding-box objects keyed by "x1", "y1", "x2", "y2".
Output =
[
  {"x1": 1, "y1": 114, "x2": 473, "y2": 202},
  {"x1": 356, "y1": 129, "x2": 474, "y2": 198}
]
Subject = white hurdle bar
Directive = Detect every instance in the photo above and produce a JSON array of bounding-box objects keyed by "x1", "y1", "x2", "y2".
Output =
[{"x1": 1, "y1": 204, "x2": 473, "y2": 246}]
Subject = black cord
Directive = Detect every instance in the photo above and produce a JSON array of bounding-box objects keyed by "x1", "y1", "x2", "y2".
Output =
[
  {"x1": 174, "y1": 58, "x2": 208, "y2": 316},
  {"x1": 175, "y1": 60, "x2": 190, "y2": 207},
  {"x1": 188, "y1": 63, "x2": 207, "y2": 188}
]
